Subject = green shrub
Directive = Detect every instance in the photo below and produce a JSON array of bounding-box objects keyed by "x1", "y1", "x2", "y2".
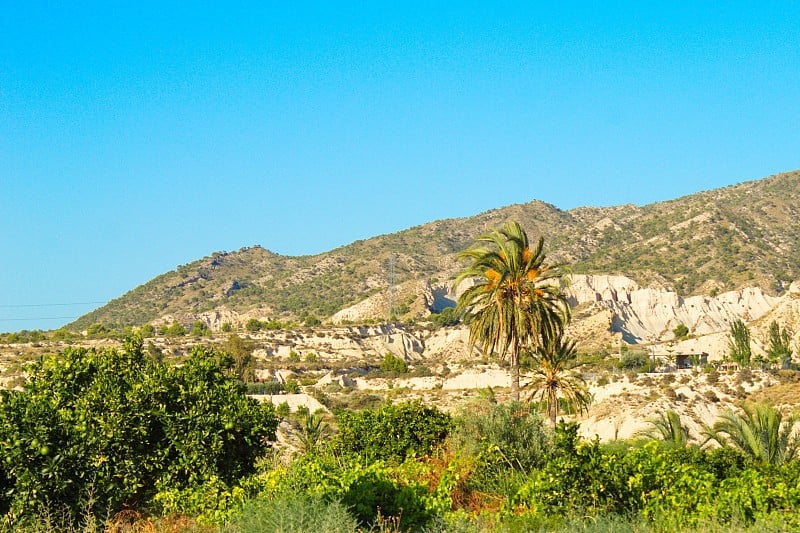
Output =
[
  {"x1": 452, "y1": 401, "x2": 553, "y2": 472},
  {"x1": 380, "y1": 352, "x2": 408, "y2": 374},
  {"x1": 618, "y1": 351, "x2": 650, "y2": 371},
  {"x1": 246, "y1": 380, "x2": 285, "y2": 395},
  {"x1": 429, "y1": 307, "x2": 460, "y2": 328},
  {"x1": 340, "y1": 467, "x2": 432, "y2": 530},
  {"x1": 276, "y1": 402, "x2": 291, "y2": 419},
  {"x1": 226, "y1": 493, "x2": 360, "y2": 533},
  {"x1": 0, "y1": 338, "x2": 278, "y2": 527},
  {"x1": 190, "y1": 320, "x2": 212, "y2": 337},
  {"x1": 332, "y1": 401, "x2": 451, "y2": 463},
  {"x1": 164, "y1": 321, "x2": 187, "y2": 336},
  {"x1": 258, "y1": 457, "x2": 434, "y2": 531},
  {"x1": 303, "y1": 315, "x2": 322, "y2": 327}
]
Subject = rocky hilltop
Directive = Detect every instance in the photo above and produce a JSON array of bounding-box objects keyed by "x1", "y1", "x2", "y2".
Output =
[{"x1": 70, "y1": 170, "x2": 800, "y2": 348}]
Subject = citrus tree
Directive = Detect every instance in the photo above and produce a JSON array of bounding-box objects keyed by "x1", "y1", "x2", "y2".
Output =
[{"x1": 0, "y1": 337, "x2": 278, "y2": 526}]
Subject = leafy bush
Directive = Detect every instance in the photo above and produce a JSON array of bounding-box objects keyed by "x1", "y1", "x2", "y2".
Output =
[
  {"x1": 339, "y1": 467, "x2": 432, "y2": 529},
  {"x1": 452, "y1": 401, "x2": 552, "y2": 472},
  {"x1": 0, "y1": 338, "x2": 278, "y2": 526},
  {"x1": 380, "y1": 352, "x2": 409, "y2": 374},
  {"x1": 190, "y1": 320, "x2": 211, "y2": 336},
  {"x1": 254, "y1": 455, "x2": 437, "y2": 531},
  {"x1": 673, "y1": 323, "x2": 690, "y2": 340},
  {"x1": 303, "y1": 315, "x2": 322, "y2": 327},
  {"x1": 332, "y1": 401, "x2": 451, "y2": 463},
  {"x1": 448, "y1": 401, "x2": 552, "y2": 504},
  {"x1": 245, "y1": 380, "x2": 285, "y2": 395},
  {"x1": 245, "y1": 318, "x2": 262, "y2": 332},
  {"x1": 429, "y1": 307, "x2": 460, "y2": 328},
  {"x1": 618, "y1": 351, "x2": 650, "y2": 371}
]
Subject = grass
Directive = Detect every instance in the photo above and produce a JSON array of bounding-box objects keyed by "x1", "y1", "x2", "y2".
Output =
[{"x1": 222, "y1": 494, "x2": 360, "y2": 533}]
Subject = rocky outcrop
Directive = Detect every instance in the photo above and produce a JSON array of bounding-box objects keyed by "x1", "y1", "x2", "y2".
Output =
[
  {"x1": 329, "y1": 273, "x2": 796, "y2": 359},
  {"x1": 568, "y1": 275, "x2": 781, "y2": 344}
]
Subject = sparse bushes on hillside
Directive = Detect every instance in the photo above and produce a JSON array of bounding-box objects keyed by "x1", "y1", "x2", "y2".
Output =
[
  {"x1": 246, "y1": 318, "x2": 287, "y2": 332},
  {"x1": 246, "y1": 380, "x2": 285, "y2": 395},
  {"x1": 0, "y1": 329, "x2": 48, "y2": 344}
]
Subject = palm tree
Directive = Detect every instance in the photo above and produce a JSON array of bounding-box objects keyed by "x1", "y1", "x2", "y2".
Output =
[
  {"x1": 455, "y1": 221, "x2": 570, "y2": 401},
  {"x1": 702, "y1": 403, "x2": 800, "y2": 465},
  {"x1": 637, "y1": 410, "x2": 690, "y2": 448},
  {"x1": 295, "y1": 411, "x2": 330, "y2": 455},
  {"x1": 524, "y1": 334, "x2": 591, "y2": 425}
]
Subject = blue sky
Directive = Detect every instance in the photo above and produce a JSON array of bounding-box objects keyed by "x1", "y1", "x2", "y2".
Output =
[{"x1": 2, "y1": 2, "x2": 799, "y2": 332}]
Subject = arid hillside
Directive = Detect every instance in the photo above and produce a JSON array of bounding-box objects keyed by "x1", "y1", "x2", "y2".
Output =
[{"x1": 69, "y1": 170, "x2": 800, "y2": 331}]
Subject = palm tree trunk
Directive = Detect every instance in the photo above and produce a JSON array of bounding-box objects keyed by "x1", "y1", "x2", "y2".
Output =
[{"x1": 511, "y1": 347, "x2": 520, "y2": 401}]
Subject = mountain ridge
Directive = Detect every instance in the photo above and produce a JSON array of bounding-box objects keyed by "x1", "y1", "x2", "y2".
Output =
[{"x1": 70, "y1": 170, "x2": 800, "y2": 330}]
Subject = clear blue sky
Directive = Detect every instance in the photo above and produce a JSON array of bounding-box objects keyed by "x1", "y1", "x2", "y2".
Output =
[{"x1": 2, "y1": 2, "x2": 799, "y2": 332}]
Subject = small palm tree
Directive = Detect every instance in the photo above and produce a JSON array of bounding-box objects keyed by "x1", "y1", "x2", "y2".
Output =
[
  {"x1": 295, "y1": 411, "x2": 330, "y2": 455},
  {"x1": 524, "y1": 335, "x2": 591, "y2": 426},
  {"x1": 702, "y1": 403, "x2": 800, "y2": 464},
  {"x1": 455, "y1": 221, "x2": 570, "y2": 401},
  {"x1": 637, "y1": 410, "x2": 690, "y2": 448}
]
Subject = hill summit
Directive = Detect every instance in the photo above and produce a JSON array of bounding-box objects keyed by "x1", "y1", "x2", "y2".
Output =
[{"x1": 71, "y1": 170, "x2": 800, "y2": 331}]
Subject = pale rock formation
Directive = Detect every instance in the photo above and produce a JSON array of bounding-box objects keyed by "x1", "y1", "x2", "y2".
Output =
[{"x1": 567, "y1": 275, "x2": 780, "y2": 344}]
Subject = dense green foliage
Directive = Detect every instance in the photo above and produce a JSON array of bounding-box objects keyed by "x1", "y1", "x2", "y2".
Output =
[
  {"x1": 703, "y1": 403, "x2": 800, "y2": 464},
  {"x1": 428, "y1": 307, "x2": 460, "y2": 328},
  {"x1": 0, "y1": 339, "x2": 278, "y2": 527},
  {"x1": 233, "y1": 405, "x2": 800, "y2": 532},
  {"x1": 379, "y1": 352, "x2": 409, "y2": 374},
  {"x1": 512, "y1": 423, "x2": 800, "y2": 529},
  {"x1": 451, "y1": 401, "x2": 552, "y2": 472},
  {"x1": 331, "y1": 401, "x2": 452, "y2": 463},
  {"x1": 672, "y1": 323, "x2": 690, "y2": 340},
  {"x1": 2, "y1": 372, "x2": 800, "y2": 532}
]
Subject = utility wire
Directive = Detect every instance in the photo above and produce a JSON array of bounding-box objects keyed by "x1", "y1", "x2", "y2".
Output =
[
  {"x1": 1, "y1": 316, "x2": 81, "y2": 321},
  {"x1": 0, "y1": 301, "x2": 105, "y2": 308}
]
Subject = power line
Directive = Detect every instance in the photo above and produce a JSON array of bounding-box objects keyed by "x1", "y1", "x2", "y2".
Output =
[
  {"x1": 0, "y1": 316, "x2": 80, "y2": 322},
  {"x1": 0, "y1": 301, "x2": 105, "y2": 308}
]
